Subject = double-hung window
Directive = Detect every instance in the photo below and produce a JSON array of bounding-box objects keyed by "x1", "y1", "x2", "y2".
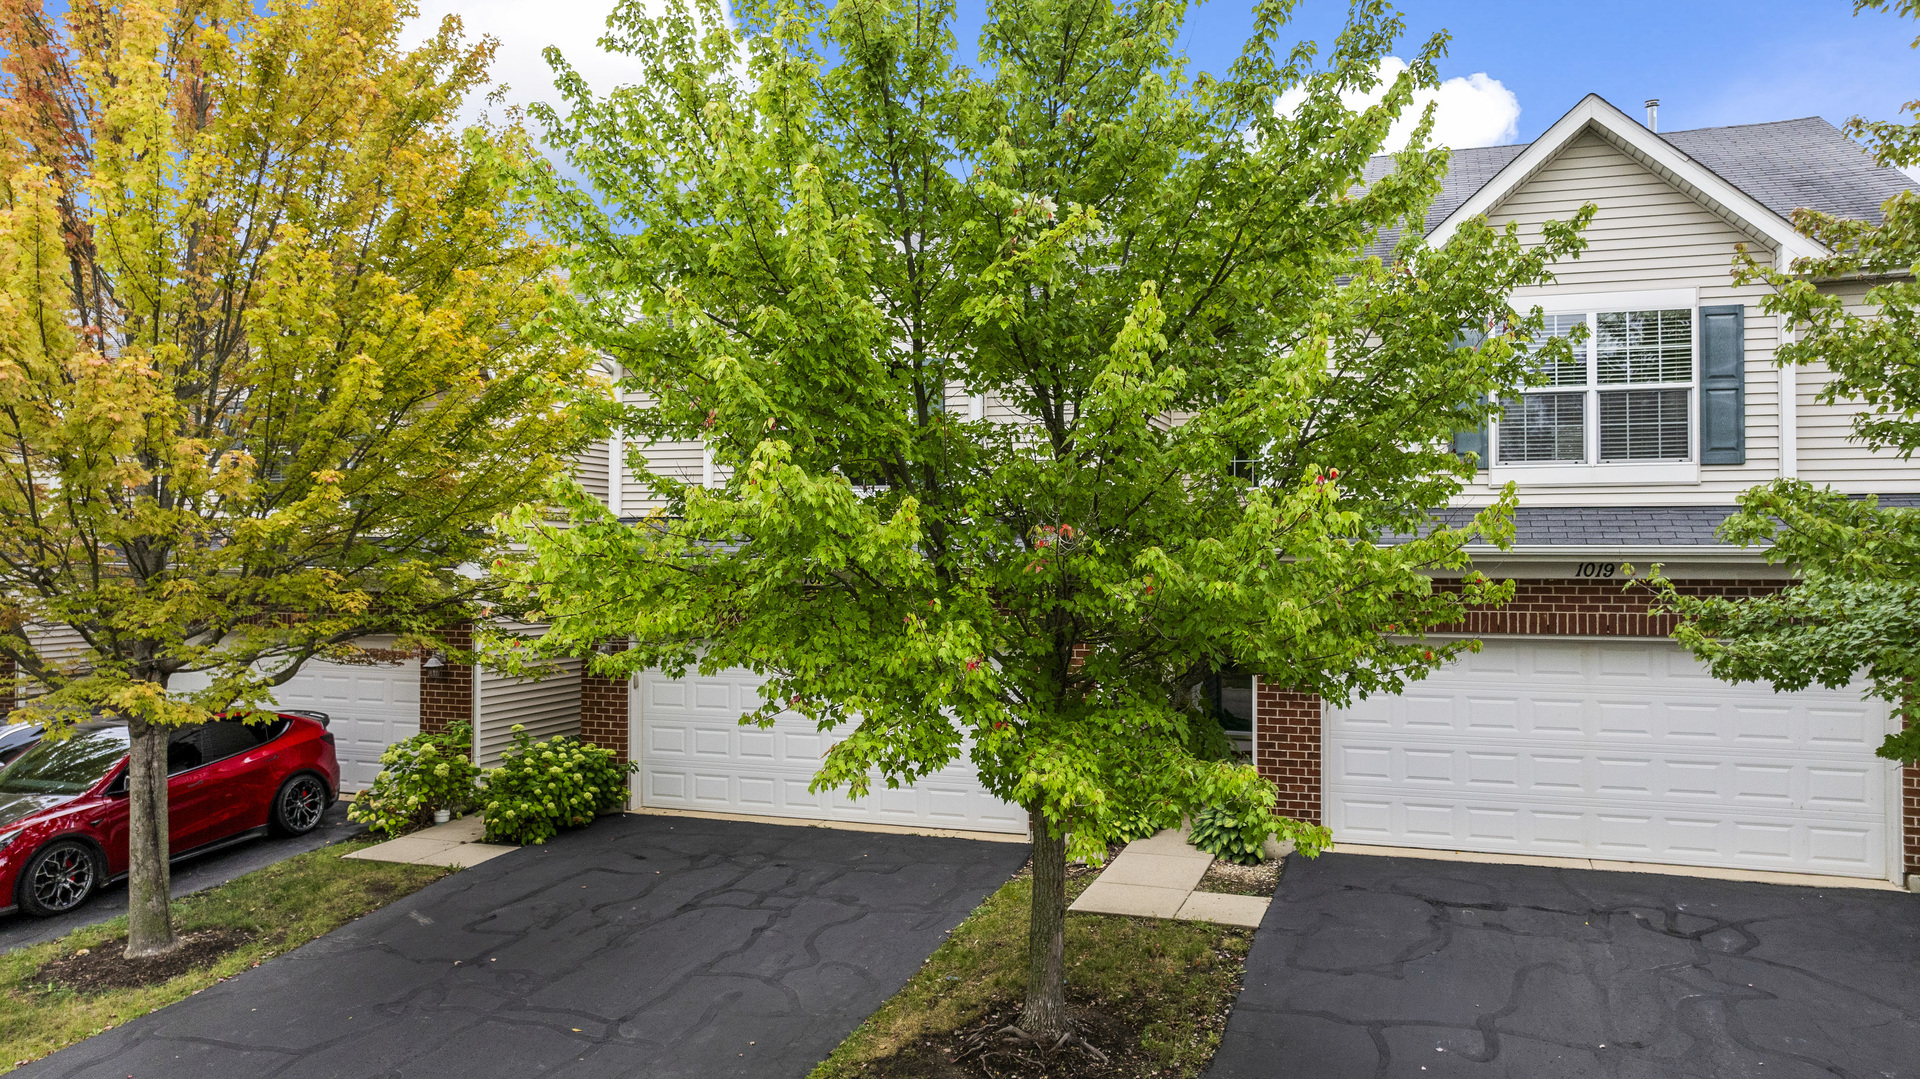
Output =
[{"x1": 1493, "y1": 294, "x2": 1698, "y2": 480}]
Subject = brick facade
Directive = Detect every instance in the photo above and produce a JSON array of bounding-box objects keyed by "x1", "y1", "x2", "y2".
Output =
[
  {"x1": 1428, "y1": 578, "x2": 1785, "y2": 638},
  {"x1": 419, "y1": 622, "x2": 474, "y2": 737},
  {"x1": 1907, "y1": 744, "x2": 1919, "y2": 878},
  {"x1": 579, "y1": 644, "x2": 631, "y2": 764},
  {"x1": 1253, "y1": 680, "x2": 1322, "y2": 825}
]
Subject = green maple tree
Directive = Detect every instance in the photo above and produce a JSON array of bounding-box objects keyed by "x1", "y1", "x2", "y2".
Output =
[
  {"x1": 0, "y1": 0, "x2": 589, "y2": 955},
  {"x1": 509, "y1": 0, "x2": 1587, "y2": 1036}
]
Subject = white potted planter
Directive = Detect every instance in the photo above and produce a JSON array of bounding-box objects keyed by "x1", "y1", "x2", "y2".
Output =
[{"x1": 433, "y1": 808, "x2": 452, "y2": 825}]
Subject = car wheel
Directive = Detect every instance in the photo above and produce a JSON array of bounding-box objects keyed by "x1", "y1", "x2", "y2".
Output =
[
  {"x1": 271, "y1": 773, "x2": 328, "y2": 836},
  {"x1": 16, "y1": 840, "x2": 103, "y2": 918}
]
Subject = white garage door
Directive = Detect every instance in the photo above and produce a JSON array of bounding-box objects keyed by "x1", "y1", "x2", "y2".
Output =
[
  {"x1": 634, "y1": 668, "x2": 1027, "y2": 834},
  {"x1": 1323, "y1": 639, "x2": 1900, "y2": 880},
  {"x1": 268, "y1": 641, "x2": 421, "y2": 792}
]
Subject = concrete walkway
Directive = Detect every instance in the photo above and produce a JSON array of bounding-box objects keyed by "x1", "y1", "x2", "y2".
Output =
[
  {"x1": 1070, "y1": 827, "x2": 1270, "y2": 927},
  {"x1": 343, "y1": 814, "x2": 517, "y2": 868}
]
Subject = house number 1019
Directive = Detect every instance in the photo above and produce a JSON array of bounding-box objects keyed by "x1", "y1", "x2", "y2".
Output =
[{"x1": 1574, "y1": 562, "x2": 1617, "y2": 578}]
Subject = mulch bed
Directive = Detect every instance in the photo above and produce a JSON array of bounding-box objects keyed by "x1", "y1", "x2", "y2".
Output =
[
  {"x1": 861, "y1": 1001, "x2": 1146, "y2": 1079},
  {"x1": 33, "y1": 928, "x2": 255, "y2": 993},
  {"x1": 1194, "y1": 858, "x2": 1281, "y2": 897},
  {"x1": 857, "y1": 927, "x2": 1251, "y2": 1079}
]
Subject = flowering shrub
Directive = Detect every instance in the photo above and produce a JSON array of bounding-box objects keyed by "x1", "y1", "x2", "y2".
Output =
[
  {"x1": 348, "y1": 721, "x2": 482, "y2": 836},
  {"x1": 481, "y1": 726, "x2": 635, "y2": 845}
]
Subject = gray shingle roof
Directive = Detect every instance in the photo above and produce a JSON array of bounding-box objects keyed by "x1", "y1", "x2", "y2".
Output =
[
  {"x1": 1413, "y1": 496, "x2": 1920, "y2": 547},
  {"x1": 1430, "y1": 506, "x2": 1747, "y2": 546},
  {"x1": 1662, "y1": 117, "x2": 1915, "y2": 227},
  {"x1": 1370, "y1": 111, "x2": 1916, "y2": 251}
]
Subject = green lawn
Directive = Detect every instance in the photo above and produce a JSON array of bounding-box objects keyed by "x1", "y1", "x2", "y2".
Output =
[
  {"x1": 812, "y1": 873, "x2": 1252, "y2": 1079},
  {"x1": 0, "y1": 838, "x2": 447, "y2": 1072}
]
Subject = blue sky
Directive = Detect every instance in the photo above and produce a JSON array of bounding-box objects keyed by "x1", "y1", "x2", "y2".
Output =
[
  {"x1": 430, "y1": 0, "x2": 1918, "y2": 155},
  {"x1": 1175, "y1": 0, "x2": 1920, "y2": 141}
]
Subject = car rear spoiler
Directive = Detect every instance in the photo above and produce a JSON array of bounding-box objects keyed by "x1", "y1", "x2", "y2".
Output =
[{"x1": 281, "y1": 710, "x2": 331, "y2": 729}]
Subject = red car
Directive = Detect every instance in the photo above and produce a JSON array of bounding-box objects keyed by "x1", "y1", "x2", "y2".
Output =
[{"x1": 0, "y1": 713, "x2": 340, "y2": 917}]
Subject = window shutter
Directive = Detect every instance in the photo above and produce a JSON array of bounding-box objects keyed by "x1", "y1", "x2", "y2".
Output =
[
  {"x1": 1451, "y1": 422, "x2": 1488, "y2": 469},
  {"x1": 1450, "y1": 329, "x2": 1491, "y2": 469},
  {"x1": 1699, "y1": 304, "x2": 1746, "y2": 465}
]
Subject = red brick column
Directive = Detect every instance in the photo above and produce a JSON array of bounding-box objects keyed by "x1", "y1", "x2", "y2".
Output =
[
  {"x1": 419, "y1": 622, "x2": 474, "y2": 737},
  {"x1": 579, "y1": 644, "x2": 631, "y2": 764},
  {"x1": 0, "y1": 655, "x2": 13, "y2": 717},
  {"x1": 1905, "y1": 758, "x2": 1917, "y2": 882},
  {"x1": 1254, "y1": 678, "x2": 1322, "y2": 825}
]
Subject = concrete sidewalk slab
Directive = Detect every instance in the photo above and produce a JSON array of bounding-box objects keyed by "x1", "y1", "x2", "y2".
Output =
[
  {"x1": 1071, "y1": 880, "x2": 1191, "y2": 919},
  {"x1": 1068, "y1": 826, "x2": 1273, "y2": 927},
  {"x1": 1175, "y1": 891, "x2": 1268, "y2": 928},
  {"x1": 1095, "y1": 850, "x2": 1213, "y2": 891},
  {"x1": 344, "y1": 815, "x2": 516, "y2": 868}
]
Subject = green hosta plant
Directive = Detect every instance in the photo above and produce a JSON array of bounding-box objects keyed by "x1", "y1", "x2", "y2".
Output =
[
  {"x1": 482, "y1": 727, "x2": 635, "y2": 845},
  {"x1": 1188, "y1": 803, "x2": 1278, "y2": 867},
  {"x1": 349, "y1": 722, "x2": 483, "y2": 837}
]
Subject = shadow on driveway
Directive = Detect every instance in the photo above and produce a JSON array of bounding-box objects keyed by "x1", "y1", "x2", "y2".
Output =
[
  {"x1": 16, "y1": 813, "x2": 1027, "y2": 1079},
  {"x1": 1207, "y1": 852, "x2": 1920, "y2": 1078}
]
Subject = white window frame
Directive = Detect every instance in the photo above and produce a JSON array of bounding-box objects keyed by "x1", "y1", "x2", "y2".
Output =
[{"x1": 1490, "y1": 288, "x2": 1701, "y2": 486}]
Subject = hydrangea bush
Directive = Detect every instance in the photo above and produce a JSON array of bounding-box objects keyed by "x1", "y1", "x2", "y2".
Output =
[
  {"x1": 481, "y1": 726, "x2": 635, "y2": 845},
  {"x1": 348, "y1": 721, "x2": 483, "y2": 836}
]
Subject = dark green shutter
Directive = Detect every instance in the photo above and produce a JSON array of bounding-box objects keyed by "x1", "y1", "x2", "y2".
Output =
[
  {"x1": 1699, "y1": 304, "x2": 1745, "y2": 465},
  {"x1": 1451, "y1": 422, "x2": 1488, "y2": 468},
  {"x1": 1451, "y1": 329, "x2": 1490, "y2": 470}
]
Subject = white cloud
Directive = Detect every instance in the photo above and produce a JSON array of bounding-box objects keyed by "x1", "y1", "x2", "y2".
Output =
[
  {"x1": 1278, "y1": 57, "x2": 1521, "y2": 152},
  {"x1": 404, "y1": 1, "x2": 708, "y2": 126}
]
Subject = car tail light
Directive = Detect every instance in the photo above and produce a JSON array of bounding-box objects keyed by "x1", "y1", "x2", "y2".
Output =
[{"x1": 320, "y1": 732, "x2": 335, "y2": 747}]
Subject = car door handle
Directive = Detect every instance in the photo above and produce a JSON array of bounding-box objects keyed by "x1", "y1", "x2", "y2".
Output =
[{"x1": 181, "y1": 779, "x2": 206, "y2": 789}]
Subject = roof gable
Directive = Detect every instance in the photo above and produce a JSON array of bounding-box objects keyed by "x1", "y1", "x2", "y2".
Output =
[{"x1": 1424, "y1": 95, "x2": 1836, "y2": 265}]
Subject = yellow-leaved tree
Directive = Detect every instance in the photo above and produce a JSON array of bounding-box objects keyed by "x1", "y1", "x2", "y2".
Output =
[{"x1": 0, "y1": 0, "x2": 590, "y2": 956}]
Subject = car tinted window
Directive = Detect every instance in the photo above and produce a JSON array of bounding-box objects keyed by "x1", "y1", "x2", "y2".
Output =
[
  {"x1": 0, "y1": 728, "x2": 129, "y2": 796},
  {"x1": 195, "y1": 721, "x2": 260, "y2": 763},
  {"x1": 167, "y1": 730, "x2": 203, "y2": 774}
]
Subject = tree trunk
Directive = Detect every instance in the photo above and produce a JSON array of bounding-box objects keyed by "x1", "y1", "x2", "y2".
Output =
[
  {"x1": 123, "y1": 717, "x2": 177, "y2": 958},
  {"x1": 1019, "y1": 806, "x2": 1071, "y2": 1038}
]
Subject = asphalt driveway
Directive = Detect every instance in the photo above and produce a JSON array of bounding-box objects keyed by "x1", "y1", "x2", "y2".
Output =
[
  {"x1": 1208, "y1": 853, "x2": 1920, "y2": 1078},
  {"x1": 16, "y1": 813, "x2": 1027, "y2": 1079}
]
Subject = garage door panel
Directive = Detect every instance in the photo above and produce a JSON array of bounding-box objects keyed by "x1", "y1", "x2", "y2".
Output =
[
  {"x1": 1465, "y1": 698, "x2": 1519, "y2": 732},
  {"x1": 1327, "y1": 642, "x2": 1895, "y2": 879},
  {"x1": 256, "y1": 639, "x2": 419, "y2": 792},
  {"x1": 1530, "y1": 699, "x2": 1585, "y2": 735},
  {"x1": 635, "y1": 668, "x2": 1025, "y2": 834}
]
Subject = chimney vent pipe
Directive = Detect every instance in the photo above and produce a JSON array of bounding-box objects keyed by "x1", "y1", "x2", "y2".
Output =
[{"x1": 1645, "y1": 99, "x2": 1660, "y2": 132}]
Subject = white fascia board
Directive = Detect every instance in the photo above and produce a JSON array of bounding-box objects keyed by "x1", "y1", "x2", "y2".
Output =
[
  {"x1": 1424, "y1": 94, "x2": 1829, "y2": 264},
  {"x1": 1458, "y1": 544, "x2": 1768, "y2": 561}
]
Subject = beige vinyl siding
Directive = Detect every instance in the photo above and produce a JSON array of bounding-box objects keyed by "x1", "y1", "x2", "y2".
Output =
[
  {"x1": 574, "y1": 439, "x2": 611, "y2": 505},
  {"x1": 615, "y1": 389, "x2": 704, "y2": 516},
  {"x1": 1795, "y1": 282, "x2": 1918, "y2": 489},
  {"x1": 1455, "y1": 128, "x2": 1798, "y2": 507},
  {"x1": 474, "y1": 657, "x2": 583, "y2": 767},
  {"x1": 15, "y1": 623, "x2": 90, "y2": 699},
  {"x1": 984, "y1": 388, "x2": 1031, "y2": 426}
]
